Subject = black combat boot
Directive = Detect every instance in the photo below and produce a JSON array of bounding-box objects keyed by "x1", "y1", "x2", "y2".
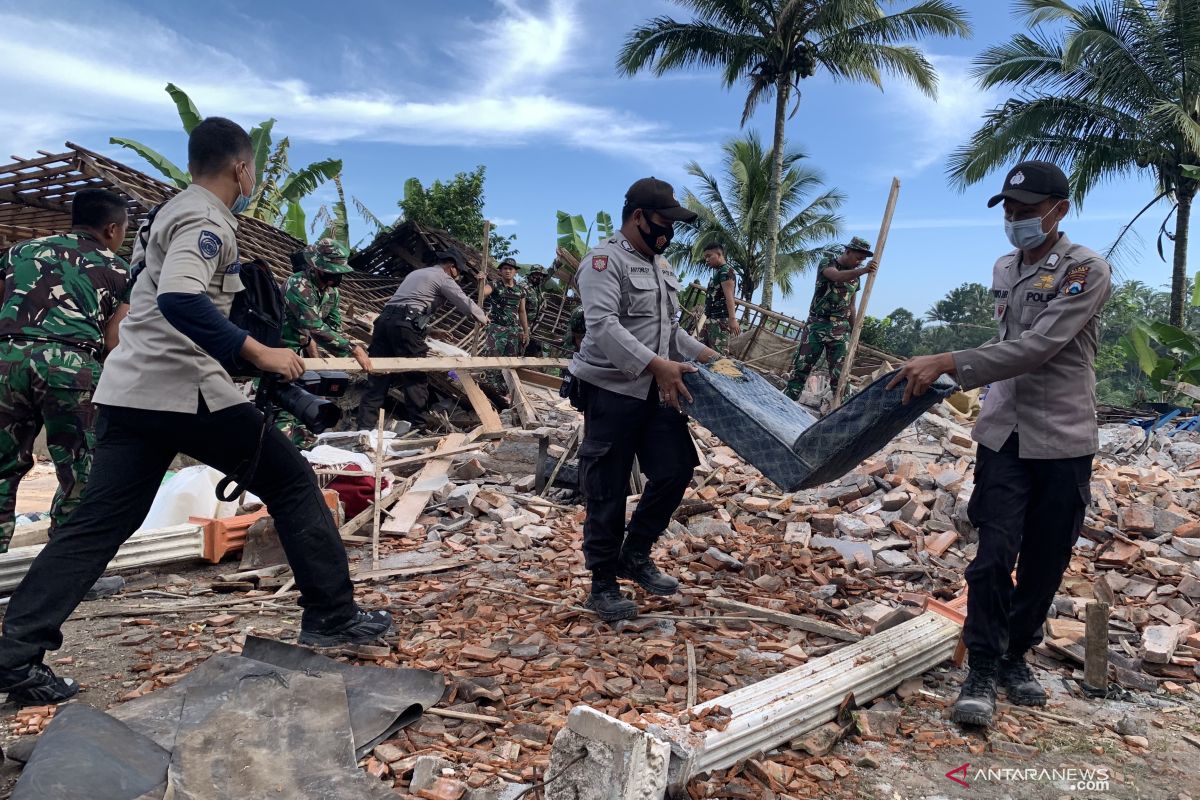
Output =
[
  {"x1": 0, "y1": 662, "x2": 79, "y2": 705},
  {"x1": 998, "y1": 652, "x2": 1048, "y2": 706},
  {"x1": 585, "y1": 571, "x2": 638, "y2": 622},
  {"x1": 617, "y1": 540, "x2": 679, "y2": 596},
  {"x1": 951, "y1": 655, "x2": 999, "y2": 727}
]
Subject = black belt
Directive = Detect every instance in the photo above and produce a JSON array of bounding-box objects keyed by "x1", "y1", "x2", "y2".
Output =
[
  {"x1": 0, "y1": 334, "x2": 101, "y2": 358},
  {"x1": 383, "y1": 304, "x2": 431, "y2": 328}
]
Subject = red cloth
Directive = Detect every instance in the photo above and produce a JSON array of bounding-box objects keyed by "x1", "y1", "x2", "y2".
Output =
[{"x1": 326, "y1": 464, "x2": 384, "y2": 519}]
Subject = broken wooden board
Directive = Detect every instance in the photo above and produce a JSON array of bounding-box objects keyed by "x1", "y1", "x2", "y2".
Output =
[
  {"x1": 515, "y1": 368, "x2": 563, "y2": 390},
  {"x1": 708, "y1": 597, "x2": 863, "y2": 642},
  {"x1": 455, "y1": 372, "x2": 503, "y2": 433},
  {"x1": 503, "y1": 369, "x2": 537, "y2": 429},
  {"x1": 303, "y1": 356, "x2": 569, "y2": 373},
  {"x1": 350, "y1": 560, "x2": 463, "y2": 582},
  {"x1": 381, "y1": 433, "x2": 467, "y2": 534}
]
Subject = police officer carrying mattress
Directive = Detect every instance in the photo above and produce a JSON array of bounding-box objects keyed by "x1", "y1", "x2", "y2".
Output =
[
  {"x1": 356, "y1": 250, "x2": 489, "y2": 430},
  {"x1": 0, "y1": 117, "x2": 391, "y2": 704},
  {"x1": 570, "y1": 177, "x2": 717, "y2": 622},
  {"x1": 889, "y1": 161, "x2": 1112, "y2": 728}
]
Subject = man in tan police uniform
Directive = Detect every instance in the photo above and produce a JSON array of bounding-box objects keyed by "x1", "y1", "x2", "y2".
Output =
[
  {"x1": 0, "y1": 117, "x2": 390, "y2": 705},
  {"x1": 891, "y1": 161, "x2": 1111, "y2": 727},
  {"x1": 571, "y1": 177, "x2": 717, "y2": 621}
]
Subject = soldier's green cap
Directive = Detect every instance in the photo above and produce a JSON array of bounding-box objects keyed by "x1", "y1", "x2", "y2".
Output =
[
  {"x1": 304, "y1": 238, "x2": 354, "y2": 274},
  {"x1": 528, "y1": 264, "x2": 547, "y2": 276},
  {"x1": 498, "y1": 258, "x2": 519, "y2": 270},
  {"x1": 845, "y1": 236, "x2": 875, "y2": 256}
]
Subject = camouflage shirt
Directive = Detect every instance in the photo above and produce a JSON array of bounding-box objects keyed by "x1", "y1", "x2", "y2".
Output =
[
  {"x1": 703, "y1": 264, "x2": 737, "y2": 318},
  {"x1": 807, "y1": 256, "x2": 859, "y2": 322},
  {"x1": 0, "y1": 230, "x2": 129, "y2": 354},
  {"x1": 280, "y1": 270, "x2": 354, "y2": 356},
  {"x1": 564, "y1": 306, "x2": 586, "y2": 351},
  {"x1": 486, "y1": 281, "x2": 526, "y2": 328},
  {"x1": 524, "y1": 283, "x2": 546, "y2": 324}
]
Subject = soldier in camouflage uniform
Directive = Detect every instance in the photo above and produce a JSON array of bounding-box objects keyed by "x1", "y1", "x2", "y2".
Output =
[
  {"x1": 522, "y1": 264, "x2": 548, "y2": 357},
  {"x1": 278, "y1": 238, "x2": 370, "y2": 443},
  {"x1": 564, "y1": 305, "x2": 586, "y2": 353},
  {"x1": 481, "y1": 258, "x2": 529, "y2": 398},
  {"x1": 699, "y1": 243, "x2": 740, "y2": 353},
  {"x1": 785, "y1": 236, "x2": 877, "y2": 402},
  {"x1": 0, "y1": 188, "x2": 130, "y2": 552}
]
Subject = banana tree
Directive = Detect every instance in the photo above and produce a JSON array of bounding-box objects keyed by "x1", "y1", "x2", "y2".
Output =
[
  {"x1": 1122, "y1": 320, "x2": 1200, "y2": 400},
  {"x1": 110, "y1": 83, "x2": 342, "y2": 234},
  {"x1": 556, "y1": 210, "x2": 613, "y2": 261}
]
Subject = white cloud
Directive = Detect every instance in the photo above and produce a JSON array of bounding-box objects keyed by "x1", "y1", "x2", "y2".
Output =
[
  {"x1": 885, "y1": 54, "x2": 1001, "y2": 177},
  {"x1": 489, "y1": 217, "x2": 521, "y2": 227},
  {"x1": 0, "y1": 1, "x2": 706, "y2": 169}
]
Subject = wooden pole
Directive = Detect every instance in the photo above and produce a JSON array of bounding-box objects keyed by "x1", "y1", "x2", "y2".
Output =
[
  {"x1": 472, "y1": 219, "x2": 492, "y2": 356},
  {"x1": 1084, "y1": 601, "x2": 1109, "y2": 693},
  {"x1": 834, "y1": 177, "x2": 900, "y2": 407},
  {"x1": 372, "y1": 409, "x2": 385, "y2": 570}
]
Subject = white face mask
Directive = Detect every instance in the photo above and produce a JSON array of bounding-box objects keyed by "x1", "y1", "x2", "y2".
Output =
[{"x1": 1004, "y1": 202, "x2": 1063, "y2": 250}]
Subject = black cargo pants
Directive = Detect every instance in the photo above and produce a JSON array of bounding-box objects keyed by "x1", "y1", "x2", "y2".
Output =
[
  {"x1": 357, "y1": 305, "x2": 431, "y2": 428},
  {"x1": 963, "y1": 433, "x2": 1092, "y2": 660},
  {"x1": 577, "y1": 379, "x2": 698, "y2": 575},
  {"x1": 0, "y1": 398, "x2": 357, "y2": 668}
]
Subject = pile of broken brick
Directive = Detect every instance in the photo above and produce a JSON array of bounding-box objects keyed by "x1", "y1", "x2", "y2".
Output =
[{"x1": 10, "y1": 381, "x2": 1200, "y2": 799}]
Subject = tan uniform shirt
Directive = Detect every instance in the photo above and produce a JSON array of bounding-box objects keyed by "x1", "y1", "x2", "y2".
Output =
[
  {"x1": 570, "y1": 235, "x2": 706, "y2": 399},
  {"x1": 952, "y1": 233, "x2": 1112, "y2": 459},
  {"x1": 94, "y1": 184, "x2": 247, "y2": 413}
]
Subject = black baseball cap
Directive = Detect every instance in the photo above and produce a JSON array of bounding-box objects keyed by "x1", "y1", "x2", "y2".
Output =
[
  {"x1": 625, "y1": 177, "x2": 698, "y2": 223},
  {"x1": 434, "y1": 250, "x2": 465, "y2": 271},
  {"x1": 987, "y1": 161, "x2": 1070, "y2": 208}
]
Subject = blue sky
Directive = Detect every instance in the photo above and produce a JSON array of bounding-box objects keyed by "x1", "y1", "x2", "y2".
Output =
[{"x1": 3, "y1": 0, "x2": 1194, "y2": 322}]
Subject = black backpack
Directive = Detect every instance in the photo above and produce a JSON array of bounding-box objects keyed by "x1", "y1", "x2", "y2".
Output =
[{"x1": 224, "y1": 257, "x2": 284, "y2": 377}]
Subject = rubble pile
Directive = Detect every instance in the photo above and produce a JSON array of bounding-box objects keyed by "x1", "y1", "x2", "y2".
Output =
[{"x1": 5, "y1": 380, "x2": 1200, "y2": 798}]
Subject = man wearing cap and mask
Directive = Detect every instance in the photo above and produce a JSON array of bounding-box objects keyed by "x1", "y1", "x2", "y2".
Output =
[
  {"x1": 889, "y1": 161, "x2": 1111, "y2": 728},
  {"x1": 785, "y1": 236, "x2": 878, "y2": 402},
  {"x1": 522, "y1": 264, "x2": 548, "y2": 356},
  {"x1": 571, "y1": 177, "x2": 718, "y2": 622},
  {"x1": 357, "y1": 250, "x2": 489, "y2": 430},
  {"x1": 279, "y1": 238, "x2": 371, "y2": 442}
]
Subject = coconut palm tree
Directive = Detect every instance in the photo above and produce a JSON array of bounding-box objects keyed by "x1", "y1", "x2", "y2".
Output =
[
  {"x1": 948, "y1": 0, "x2": 1200, "y2": 326},
  {"x1": 668, "y1": 132, "x2": 845, "y2": 304},
  {"x1": 618, "y1": 0, "x2": 970, "y2": 310},
  {"x1": 111, "y1": 83, "x2": 341, "y2": 241}
]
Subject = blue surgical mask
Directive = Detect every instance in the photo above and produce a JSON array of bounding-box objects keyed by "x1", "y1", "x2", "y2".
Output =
[
  {"x1": 1004, "y1": 202, "x2": 1062, "y2": 250},
  {"x1": 230, "y1": 163, "x2": 253, "y2": 215}
]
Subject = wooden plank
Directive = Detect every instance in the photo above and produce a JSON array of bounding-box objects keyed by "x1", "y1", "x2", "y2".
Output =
[
  {"x1": 381, "y1": 433, "x2": 467, "y2": 534},
  {"x1": 504, "y1": 369, "x2": 537, "y2": 428},
  {"x1": 455, "y1": 372, "x2": 503, "y2": 434},
  {"x1": 515, "y1": 368, "x2": 563, "y2": 390},
  {"x1": 708, "y1": 598, "x2": 862, "y2": 643},
  {"x1": 350, "y1": 560, "x2": 463, "y2": 582},
  {"x1": 303, "y1": 356, "x2": 569, "y2": 373},
  {"x1": 1084, "y1": 601, "x2": 1110, "y2": 692}
]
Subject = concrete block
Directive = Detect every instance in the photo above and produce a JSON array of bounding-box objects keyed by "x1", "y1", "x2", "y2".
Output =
[{"x1": 545, "y1": 706, "x2": 670, "y2": 800}]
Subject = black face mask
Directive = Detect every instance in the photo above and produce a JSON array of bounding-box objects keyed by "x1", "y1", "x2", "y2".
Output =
[
  {"x1": 638, "y1": 212, "x2": 675, "y2": 254},
  {"x1": 321, "y1": 274, "x2": 344, "y2": 289}
]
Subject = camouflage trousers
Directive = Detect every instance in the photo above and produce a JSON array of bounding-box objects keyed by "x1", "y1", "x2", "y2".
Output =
[
  {"x1": 785, "y1": 320, "x2": 850, "y2": 401},
  {"x1": 482, "y1": 324, "x2": 522, "y2": 397},
  {"x1": 0, "y1": 342, "x2": 101, "y2": 552},
  {"x1": 700, "y1": 319, "x2": 731, "y2": 354},
  {"x1": 274, "y1": 410, "x2": 309, "y2": 448}
]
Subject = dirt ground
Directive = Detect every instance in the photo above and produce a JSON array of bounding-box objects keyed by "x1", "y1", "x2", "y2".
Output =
[{"x1": 2, "y1": 467, "x2": 1200, "y2": 799}]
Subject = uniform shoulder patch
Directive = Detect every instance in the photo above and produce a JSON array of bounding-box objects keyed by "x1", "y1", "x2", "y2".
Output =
[
  {"x1": 225, "y1": 260, "x2": 242, "y2": 275},
  {"x1": 619, "y1": 239, "x2": 636, "y2": 254},
  {"x1": 1062, "y1": 264, "x2": 1090, "y2": 296},
  {"x1": 198, "y1": 230, "x2": 222, "y2": 260},
  {"x1": 592, "y1": 255, "x2": 609, "y2": 272}
]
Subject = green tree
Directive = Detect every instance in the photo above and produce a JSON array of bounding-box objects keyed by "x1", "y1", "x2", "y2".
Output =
[
  {"x1": 617, "y1": 0, "x2": 970, "y2": 310},
  {"x1": 667, "y1": 132, "x2": 844, "y2": 303},
  {"x1": 920, "y1": 282, "x2": 995, "y2": 352},
  {"x1": 111, "y1": 83, "x2": 341, "y2": 241},
  {"x1": 864, "y1": 307, "x2": 925, "y2": 356},
  {"x1": 948, "y1": 0, "x2": 1200, "y2": 326},
  {"x1": 398, "y1": 166, "x2": 517, "y2": 262}
]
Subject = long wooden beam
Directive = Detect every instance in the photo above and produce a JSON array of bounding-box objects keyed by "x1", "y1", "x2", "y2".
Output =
[{"x1": 303, "y1": 356, "x2": 569, "y2": 373}]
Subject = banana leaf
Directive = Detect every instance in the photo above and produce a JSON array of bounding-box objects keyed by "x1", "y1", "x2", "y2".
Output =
[
  {"x1": 109, "y1": 138, "x2": 190, "y2": 188},
  {"x1": 278, "y1": 159, "x2": 343, "y2": 204},
  {"x1": 165, "y1": 83, "x2": 203, "y2": 134},
  {"x1": 556, "y1": 211, "x2": 588, "y2": 259},
  {"x1": 249, "y1": 119, "x2": 276, "y2": 185},
  {"x1": 283, "y1": 202, "x2": 307, "y2": 243}
]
